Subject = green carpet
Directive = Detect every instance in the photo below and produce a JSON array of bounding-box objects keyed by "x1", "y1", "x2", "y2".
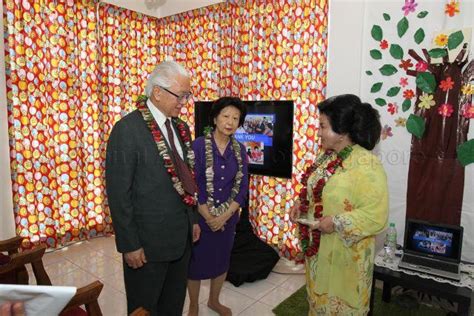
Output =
[{"x1": 272, "y1": 286, "x2": 447, "y2": 316}]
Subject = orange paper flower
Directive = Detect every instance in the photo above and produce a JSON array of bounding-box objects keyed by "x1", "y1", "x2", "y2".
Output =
[
  {"x1": 445, "y1": 1, "x2": 460, "y2": 17},
  {"x1": 439, "y1": 77, "x2": 454, "y2": 91},
  {"x1": 403, "y1": 89, "x2": 415, "y2": 99},
  {"x1": 399, "y1": 59, "x2": 413, "y2": 71}
]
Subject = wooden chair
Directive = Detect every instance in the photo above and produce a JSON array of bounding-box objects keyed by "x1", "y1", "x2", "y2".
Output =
[
  {"x1": 130, "y1": 307, "x2": 150, "y2": 316},
  {"x1": 0, "y1": 236, "x2": 104, "y2": 316}
]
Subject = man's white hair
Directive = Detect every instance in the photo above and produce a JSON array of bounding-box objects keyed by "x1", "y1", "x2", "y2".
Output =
[{"x1": 145, "y1": 60, "x2": 190, "y2": 97}]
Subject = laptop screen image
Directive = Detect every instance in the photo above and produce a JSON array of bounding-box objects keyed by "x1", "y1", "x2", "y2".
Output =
[{"x1": 404, "y1": 219, "x2": 463, "y2": 263}]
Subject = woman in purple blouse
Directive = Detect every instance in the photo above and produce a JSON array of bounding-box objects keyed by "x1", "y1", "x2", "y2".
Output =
[{"x1": 187, "y1": 97, "x2": 249, "y2": 316}]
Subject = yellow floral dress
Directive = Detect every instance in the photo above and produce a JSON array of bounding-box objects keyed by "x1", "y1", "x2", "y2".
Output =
[{"x1": 304, "y1": 145, "x2": 389, "y2": 315}]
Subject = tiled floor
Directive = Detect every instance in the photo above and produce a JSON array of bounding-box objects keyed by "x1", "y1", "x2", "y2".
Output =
[{"x1": 28, "y1": 236, "x2": 305, "y2": 315}]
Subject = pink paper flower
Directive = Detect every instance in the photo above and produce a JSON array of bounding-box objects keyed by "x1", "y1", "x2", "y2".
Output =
[
  {"x1": 402, "y1": 0, "x2": 418, "y2": 16},
  {"x1": 461, "y1": 103, "x2": 474, "y2": 119},
  {"x1": 399, "y1": 77, "x2": 409, "y2": 87},
  {"x1": 381, "y1": 125, "x2": 393, "y2": 140},
  {"x1": 388, "y1": 103, "x2": 398, "y2": 115},
  {"x1": 415, "y1": 61, "x2": 428, "y2": 72},
  {"x1": 438, "y1": 103, "x2": 454, "y2": 117}
]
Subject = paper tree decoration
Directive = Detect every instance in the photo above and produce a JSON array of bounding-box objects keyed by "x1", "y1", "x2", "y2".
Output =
[{"x1": 366, "y1": 2, "x2": 473, "y2": 225}]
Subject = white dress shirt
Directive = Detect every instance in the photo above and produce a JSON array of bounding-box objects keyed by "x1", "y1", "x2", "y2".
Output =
[{"x1": 147, "y1": 99, "x2": 184, "y2": 159}]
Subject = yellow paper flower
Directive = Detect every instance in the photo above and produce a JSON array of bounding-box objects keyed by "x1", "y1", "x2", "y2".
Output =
[
  {"x1": 434, "y1": 34, "x2": 448, "y2": 47},
  {"x1": 418, "y1": 93, "x2": 436, "y2": 109},
  {"x1": 461, "y1": 84, "x2": 474, "y2": 95},
  {"x1": 395, "y1": 117, "x2": 407, "y2": 127}
]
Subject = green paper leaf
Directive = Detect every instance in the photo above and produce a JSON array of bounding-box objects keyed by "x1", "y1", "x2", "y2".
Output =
[
  {"x1": 402, "y1": 99, "x2": 412, "y2": 112},
  {"x1": 448, "y1": 31, "x2": 464, "y2": 50},
  {"x1": 414, "y1": 28, "x2": 425, "y2": 44},
  {"x1": 371, "y1": 25, "x2": 383, "y2": 41},
  {"x1": 416, "y1": 72, "x2": 437, "y2": 93},
  {"x1": 457, "y1": 139, "x2": 474, "y2": 167},
  {"x1": 397, "y1": 17, "x2": 409, "y2": 38},
  {"x1": 366, "y1": 70, "x2": 373, "y2": 75},
  {"x1": 375, "y1": 98, "x2": 387, "y2": 106},
  {"x1": 387, "y1": 87, "x2": 401, "y2": 97},
  {"x1": 417, "y1": 11, "x2": 429, "y2": 18},
  {"x1": 406, "y1": 114, "x2": 425, "y2": 139},
  {"x1": 379, "y1": 64, "x2": 398, "y2": 76},
  {"x1": 389, "y1": 44, "x2": 404, "y2": 59},
  {"x1": 428, "y1": 48, "x2": 448, "y2": 58},
  {"x1": 371, "y1": 82, "x2": 383, "y2": 93},
  {"x1": 370, "y1": 49, "x2": 382, "y2": 60},
  {"x1": 383, "y1": 13, "x2": 391, "y2": 21}
]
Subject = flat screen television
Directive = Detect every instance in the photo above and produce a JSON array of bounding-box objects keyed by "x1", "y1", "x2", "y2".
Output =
[{"x1": 194, "y1": 100, "x2": 294, "y2": 179}]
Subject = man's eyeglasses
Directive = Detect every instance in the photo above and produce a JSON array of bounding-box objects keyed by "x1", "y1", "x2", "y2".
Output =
[{"x1": 159, "y1": 86, "x2": 192, "y2": 103}]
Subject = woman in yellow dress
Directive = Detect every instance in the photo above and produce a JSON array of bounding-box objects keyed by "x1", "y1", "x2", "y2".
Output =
[{"x1": 290, "y1": 94, "x2": 389, "y2": 315}]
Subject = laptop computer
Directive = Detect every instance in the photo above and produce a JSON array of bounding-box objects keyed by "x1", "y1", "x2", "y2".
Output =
[{"x1": 398, "y1": 219, "x2": 463, "y2": 281}]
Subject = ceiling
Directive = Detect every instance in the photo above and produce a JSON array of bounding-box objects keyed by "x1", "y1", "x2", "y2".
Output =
[{"x1": 102, "y1": 0, "x2": 225, "y2": 18}]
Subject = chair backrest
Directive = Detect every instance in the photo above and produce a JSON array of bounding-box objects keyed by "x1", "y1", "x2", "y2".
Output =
[
  {"x1": 0, "y1": 237, "x2": 104, "y2": 316},
  {"x1": 0, "y1": 236, "x2": 23, "y2": 254},
  {"x1": 0, "y1": 236, "x2": 30, "y2": 284}
]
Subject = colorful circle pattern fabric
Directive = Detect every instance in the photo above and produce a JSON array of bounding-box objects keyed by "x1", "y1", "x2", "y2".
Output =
[{"x1": 4, "y1": 0, "x2": 328, "y2": 260}]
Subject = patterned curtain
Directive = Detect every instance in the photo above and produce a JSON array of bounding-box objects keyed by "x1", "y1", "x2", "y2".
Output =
[
  {"x1": 4, "y1": 0, "x2": 328, "y2": 260},
  {"x1": 4, "y1": 0, "x2": 112, "y2": 248},
  {"x1": 230, "y1": 1, "x2": 328, "y2": 260},
  {"x1": 154, "y1": 0, "x2": 329, "y2": 260},
  {"x1": 3, "y1": 1, "x2": 159, "y2": 248},
  {"x1": 154, "y1": 2, "x2": 234, "y2": 128}
]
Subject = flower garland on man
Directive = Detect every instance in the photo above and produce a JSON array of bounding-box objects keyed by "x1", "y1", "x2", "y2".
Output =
[{"x1": 136, "y1": 96, "x2": 197, "y2": 206}]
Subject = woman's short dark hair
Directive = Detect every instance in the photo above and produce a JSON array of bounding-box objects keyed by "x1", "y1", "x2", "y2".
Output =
[
  {"x1": 318, "y1": 94, "x2": 381, "y2": 150},
  {"x1": 209, "y1": 97, "x2": 247, "y2": 128}
]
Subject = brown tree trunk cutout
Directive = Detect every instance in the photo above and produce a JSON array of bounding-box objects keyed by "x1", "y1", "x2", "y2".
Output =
[{"x1": 406, "y1": 45, "x2": 472, "y2": 225}]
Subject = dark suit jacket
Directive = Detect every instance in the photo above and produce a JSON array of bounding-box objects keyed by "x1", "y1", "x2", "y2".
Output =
[{"x1": 106, "y1": 109, "x2": 197, "y2": 262}]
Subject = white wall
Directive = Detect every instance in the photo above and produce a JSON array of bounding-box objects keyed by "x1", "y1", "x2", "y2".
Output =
[
  {"x1": 326, "y1": 0, "x2": 366, "y2": 97},
  {"x1": 102, "y1": 0, "x2": 224, "y2": 18},
  {"x1": 0, "y1": 0, "x2": 16, "y2": 239}
]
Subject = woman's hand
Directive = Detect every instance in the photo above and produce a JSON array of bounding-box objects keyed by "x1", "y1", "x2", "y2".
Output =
[
  {"x1": 318, "y1": 216, "x2": 335, "y2": 234},
  {"x1": 289, "y1": 200, "x2": 301, "y2": 222},
  {"x1": 206, "y1": 213, "x2": 229, "y2": 232}
]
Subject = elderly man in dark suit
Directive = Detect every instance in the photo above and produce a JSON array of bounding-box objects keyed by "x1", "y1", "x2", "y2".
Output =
[{"x1": 106, "y1": 60, "x2": 200, "y2": 315}]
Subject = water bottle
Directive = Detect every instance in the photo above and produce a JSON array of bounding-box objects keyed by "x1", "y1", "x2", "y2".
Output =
[{"x1": 383, "y1": 222, "x2": 397, "y2": 263}]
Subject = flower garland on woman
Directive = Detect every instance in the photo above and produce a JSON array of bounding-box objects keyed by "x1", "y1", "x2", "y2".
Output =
[
  {"x1": 297, "y1": 146, "x2": 353, "y2": 257},
  {"x1": 204, "y1": 131, "x2": 244, "y2": 216}
]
